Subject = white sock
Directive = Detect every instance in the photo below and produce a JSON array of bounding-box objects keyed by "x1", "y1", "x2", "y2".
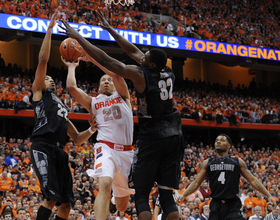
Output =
[{"x1": 111, "y1": 196, "x2": 116, "y2": 205}]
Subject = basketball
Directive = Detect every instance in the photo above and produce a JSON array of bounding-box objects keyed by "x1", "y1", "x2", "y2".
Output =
[{"x1": 59, "y1": 38, "x2": 82, "y2": 62}]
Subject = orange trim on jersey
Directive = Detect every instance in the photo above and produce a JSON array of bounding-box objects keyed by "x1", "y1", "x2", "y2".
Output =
[
  {"x1": 95, "y1": 163, "x2": 102, "y2": 169},
  {"x1": 99, "y1": 140, "x2": 133, "y2": 151}
]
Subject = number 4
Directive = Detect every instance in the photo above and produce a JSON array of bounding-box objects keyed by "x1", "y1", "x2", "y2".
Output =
[{"x1": 218, "y1": 172, "x2": 225, "y2": 184}]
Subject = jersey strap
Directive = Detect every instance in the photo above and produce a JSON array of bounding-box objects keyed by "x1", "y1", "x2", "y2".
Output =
[{"x1": 99, "y1": 140, "x2": 134, "y2": 151}]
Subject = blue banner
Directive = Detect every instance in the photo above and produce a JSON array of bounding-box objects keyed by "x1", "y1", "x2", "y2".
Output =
[{"x1": 1, "y1": 14, "x2": 280, "y2": 61}]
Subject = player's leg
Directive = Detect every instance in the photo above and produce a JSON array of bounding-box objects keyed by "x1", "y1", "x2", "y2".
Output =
[
  {"x1": 113, "y1": 150, "x2": 135, "y2": 212},
  {"x1": 37, "y1": 200, "x2": 56, "y2": 220},
  {"x1": 115, "y1": 195, "x2": 131, "y2": 212},
  {"x1": 158, "y1": 188, "x2": 179, "y2": 220},
  {"x1": 157, "y1": 136, "x2": 184, "y2": 220},
  {"x1": 56, "y1": 203, "x2": 71, "y2": 220},
  {"x1": 132, "y1": 140, "x2": 159, "y2": 220},
  {"x1": 95, "y1": 176, "x2": 113, "y2": 220}
]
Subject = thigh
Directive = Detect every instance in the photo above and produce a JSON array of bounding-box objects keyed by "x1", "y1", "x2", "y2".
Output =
[
  {"x1": 132, "y1": 139, "x2": 160, "y2": 190},
  {"x1": 89, "y1": 143, "x2": 115, "y2": 179},
  {"x1": 157, "y1": 135, "x2": 184, "y2": 189},
  {"x1": 31, "y1": 142, "x2": 63, "y2": 202},
  {"x1": 225, "y1": 200, "x2": 243, "y2": 220}
]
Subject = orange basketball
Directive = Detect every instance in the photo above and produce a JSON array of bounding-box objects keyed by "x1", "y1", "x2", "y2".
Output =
[{"x1": 60, "y1": 38, "x2": 82, "y2": 62}]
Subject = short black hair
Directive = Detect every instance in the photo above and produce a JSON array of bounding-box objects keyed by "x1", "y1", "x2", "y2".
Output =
[
  {"x1": 217, "y1": 133, "x2": 232, "y2": 146},
  {"x1": 149, "y1": 48, "x2": 167, "y2": 70}
]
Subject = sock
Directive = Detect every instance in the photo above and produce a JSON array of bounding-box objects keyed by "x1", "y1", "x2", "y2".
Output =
[
  {"x1": 37, "y1": 206, "x2": 52, "y2": 220},
  {"x1": 111, "y1": 196, "x2": 116, "y2": 205},
  {"x1": 55, "y1": 216, "x2": 67, "y2": 220}
]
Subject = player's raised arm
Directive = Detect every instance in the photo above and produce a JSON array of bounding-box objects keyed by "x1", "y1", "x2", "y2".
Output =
[
  {"x1": 96, "y1": 8, "x2": 144, "y2": 64},
  {"x1": 75, "y1": 45, "x2": 131, "y2": 110},
  {"x1": 59, "y1": 20, "x2": 146, "y2": 93},
  {"x1": 32, "y1": 8, "x2": 60, "y2": 101},
  {"x1": 62, "y1": 58, "x2": 92, "y2": 112}
]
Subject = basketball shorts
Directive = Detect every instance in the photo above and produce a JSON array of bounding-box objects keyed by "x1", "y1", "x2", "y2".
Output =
[
  {"x1": 86, "y1": 142, "x2": 135, "y2": 197},
  {"x1": 30, "y1": 141, "x2": 74, "y2": 205},
  {"x1": 131, "y1": 135, "x2": 184, "y2": 193},
  {"x1": 209, "y1": 198, "x2": 243, "y2": 220}
]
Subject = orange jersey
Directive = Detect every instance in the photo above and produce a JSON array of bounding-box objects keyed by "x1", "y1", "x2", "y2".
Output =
[
  {"x1": 18, "y1": 179, "x2": 30, "y2": 198},
  {"x1": 0, "y1": 176, "x2": 15, "y2": 192},
  {"x1": 28, "y1": 184, "x2": 41, "y2": 194}
]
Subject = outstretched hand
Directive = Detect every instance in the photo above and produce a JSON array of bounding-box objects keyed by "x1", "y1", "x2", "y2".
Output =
[
  {"x1": 268, "y1": 195, "x2": 277, "y2": 207},
  {"x1": 59, "y1": 20, "x2": 81, "y2": 40},
  {"x1": 176, "y1": 195, "x2": 186, "y2": 205},
  {"x1": 48, "y1": 6, "x2": 61, "y2": 29},
  {"x1": 74, "y1": 44, "x2": 93, "y2": 63},
  {"x1": 89, "y1": 116, "x2": 98, "y2": 133},
  {"x1": 61, "y1": 56, "x2": 80, "y2": 67},
  {"x1": 96, "y1": 8, "x2": 112, "y2": 30}
]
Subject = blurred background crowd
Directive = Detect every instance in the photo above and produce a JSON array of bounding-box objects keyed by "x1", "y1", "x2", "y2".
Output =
[
  {"x1": 0, "y1": 0, "x2": 280, "y2": 49},
  {"x1": 1, "y1": 0, "x2": 280, "y2": 219}
]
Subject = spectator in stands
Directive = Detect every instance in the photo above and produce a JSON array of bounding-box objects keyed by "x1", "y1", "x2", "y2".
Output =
[
  {"x1": 253, "y1": 191, "x2": 268, "y2": 217},
  {"x1": 180, "y1": 207, "x2": 195, "y2": 220},
  {"x1": 16, "y1": 208, "x2": 27, "y2": 220},
  {"x1": 4, "y1": 149, "x2": 17, "y2": 168},
  {"x1": 199, "y1": 181, "x2": 211, "y2": 200},
  {"x1": 198, "y1": 205, "x2": 209, "y2": 220},
  {"x1": 249, "y1": 206, "x2": 263, "y2": 220},
  {"x1": 264, "y1": 205, "x2": 280, "y2": 220},
  {"x1": 0, "y1": 171, "x2": 15, "y2": 195},
  {"x1": 3, "y1": 212, "x2": 12, "y2": 220}
]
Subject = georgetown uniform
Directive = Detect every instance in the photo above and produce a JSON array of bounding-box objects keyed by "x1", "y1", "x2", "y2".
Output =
[
  {"x1": 206, "y1": 155, "x2": 242, "y2": 220},
  {"x1": 86, "y1": 91, "x2": 134, "y2": 197},
  {"x1": 30, "y1": 89, "x2": 74, "y2": 204},
  {"x1": 131, "y1": 66, "x2": 184, "y2": 191}
]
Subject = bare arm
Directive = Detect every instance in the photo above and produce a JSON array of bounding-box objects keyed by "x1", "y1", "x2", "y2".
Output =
[
  {"x1": 59, "y1": 20, "x2": 146, "y2": 93},
  {"x1": 96, "y1": 8, "x2": 144, "y2": 64},
  {"x1": 239, "y1": 158, "x2": 276, "y2": 206},
  {"x1": 72, "y1": 45, "x2": 132, "y2": 110},
  {"x1": 63, "y1": 59, "x2": 92, "y2": 112},
  {"x1": 32, "y1": 8, "x2": 60, "y2": 101},
  {"x1": 67, "y1": 119, "x2": 97, "y2": 146},
  {"x1": 176, "y1": 160, "x2": 208, "y2": 204}
]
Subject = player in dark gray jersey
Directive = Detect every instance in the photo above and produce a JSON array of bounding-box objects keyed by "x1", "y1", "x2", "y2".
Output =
[
  {"x1": 30, "y1": 7, "x2": 97, "y2": 220},
  {"x1": 59, "y1": 8, "x2": 184, "y2": 220},
  {"x1": 177, "y1": 134, "x2": 276, "y2": 220}
]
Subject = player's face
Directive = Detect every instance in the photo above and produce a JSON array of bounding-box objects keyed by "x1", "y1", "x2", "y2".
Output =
[
  {"x1": 214, "y1": 135, "x2": 230, "y2": 152},
  {"x1": 99, "y1": 75, "x2": 115, "y2": 95},
  {"x1": 140, "y1": 51, "x2": 151, "y2": 68},
  {"x1": 45, "y1": 75, "x2": 56, "y2": 91}
]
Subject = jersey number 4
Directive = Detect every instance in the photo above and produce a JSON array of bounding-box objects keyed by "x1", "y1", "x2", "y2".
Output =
[
  {"x1": 158, "y1": 78, "x2": 173, "y2": 100},
  {"x1": 218, "y1": 172, "x2": 226, "y2": 184}
]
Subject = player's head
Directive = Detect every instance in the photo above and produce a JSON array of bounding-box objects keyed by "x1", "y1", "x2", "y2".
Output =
[
  {"x1": 45, "y1": 75, "x2": 56, "y2": 91},
  {"x1": 141, "y1": 49, "x2": 167, "y2": 70},
  {"x1": 99, "y1": 74, "x2": 115, "y2": 96},
  {"x1": 214, "y1": 133, "x2": 232, "y2": 154}
]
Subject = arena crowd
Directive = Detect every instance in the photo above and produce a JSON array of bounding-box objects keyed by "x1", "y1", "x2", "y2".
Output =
[{"x1": 0, "y1": 0, "x2": 280, "y2": 49}]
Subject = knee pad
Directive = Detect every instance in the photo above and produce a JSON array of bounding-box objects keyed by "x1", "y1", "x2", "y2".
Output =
[
  {"x1": 158, "y1": 188, "x2": 178, "y2": 216},
  {"x1": 135, "y1": 192, "x2": 151, "y2": 215}
]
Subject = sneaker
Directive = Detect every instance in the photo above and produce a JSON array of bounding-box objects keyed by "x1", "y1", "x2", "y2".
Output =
[{"x1": 109, "y1": 201, "x2": 117, "y2": 214}]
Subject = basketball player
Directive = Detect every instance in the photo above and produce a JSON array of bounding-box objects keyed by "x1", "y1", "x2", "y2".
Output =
[
  {"x1": 176, "y1": 134, "x2": 276, "y2": 220},
  {"x1": 61, "y1": 47, "x2": 134, "y2": 220},
  {"x1": 30, "y1": 8, "x2": 97, "y2": 220},
  {"x1": 59, "y1": 8, "x2": 184, "y2": 220}
]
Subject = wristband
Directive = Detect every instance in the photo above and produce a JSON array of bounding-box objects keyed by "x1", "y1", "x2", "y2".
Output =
[{"x1": 88, "y1": 127, "x2": 94, "y2": 134}]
